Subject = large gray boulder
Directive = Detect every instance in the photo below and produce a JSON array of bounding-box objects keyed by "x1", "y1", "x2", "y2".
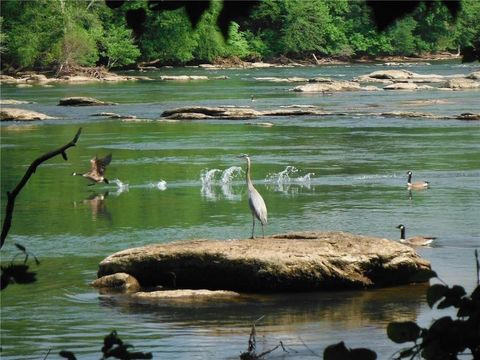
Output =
[{"x1": 97, "y1": 231, "x2": 432, "y2": 293}]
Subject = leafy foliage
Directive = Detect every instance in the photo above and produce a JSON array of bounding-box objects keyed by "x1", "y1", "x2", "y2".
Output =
[
  {"x1": 324, "y1": 341, "x2": 377, "y2": 360},
  {"x1": 1, "y1": 0, "x2": 478, "y2": 72},
  {"x1": 60, "y1": 331, "x2": 152, "y2": 360},
  {"x1": 1, "y1": 243, "x2": 39, "y2": 290}
]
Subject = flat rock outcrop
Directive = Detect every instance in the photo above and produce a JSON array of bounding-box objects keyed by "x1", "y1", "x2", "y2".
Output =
[
  {"x1": 58, "y1": 97, "x2": 117, "y2": 106},
  {"x1": 160, "y1": 105, "x2": 478, "y2": 121},
  {"x1": 160, "y1": 75, "x2": 209, "y2": 81},
  {"x1": 162, "y1": 106, "x2": 262, "y2": 120},
  {"x1": 292, "y1": 80, "x2": 361, "y2": 92},
  {"x1": 0, "y1": 108, "x2": 56, "y2": 121},
  {"x1": 441, "y1": 78, "x2": 480, "y2": 89},
  {"x1": 97, "y1": 231, "x2": 432, "y2": 293}
]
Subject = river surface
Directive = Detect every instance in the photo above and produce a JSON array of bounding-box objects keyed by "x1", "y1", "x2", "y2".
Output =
[{"x1": 1, "y1": 61, "x2": 479, "y2": 359}]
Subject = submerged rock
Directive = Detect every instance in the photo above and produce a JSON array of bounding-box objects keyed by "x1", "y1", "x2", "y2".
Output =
[
  {"x1": 0, "y1": 99, "x2": 35, "y2": 105},
  {"x1": 0, "y1": 108, "x2": 56, "y2": 121},
  {"x1": 132, "y1": 289, "x2": 241, "y2": 301},
  {"x1": 92, "y1": 272, "x2": 141, "y2": 293},
  {"x1": 97, "y1": 231, "x2": 432, "y2": 293},
  {"x1": 58, "y1": 97, "x2": 117, "y2": 106}
]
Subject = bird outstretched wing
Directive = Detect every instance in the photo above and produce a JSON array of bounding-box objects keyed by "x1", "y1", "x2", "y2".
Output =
[{"x1": 90, "y1": 154, "x2": 112, "y2": 176}]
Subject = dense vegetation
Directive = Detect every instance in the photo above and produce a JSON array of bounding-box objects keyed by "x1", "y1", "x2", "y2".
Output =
[{"x1": 0, "y1": 0, "x2": 479, "y2": 71}]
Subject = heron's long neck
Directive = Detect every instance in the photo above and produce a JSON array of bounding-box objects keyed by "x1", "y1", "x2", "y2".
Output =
[
  {"x1": 245, "y1": 158, "x2": 254, "y2": 190},
  {"x1": 407, "y1": 173, "x2": 412, "y2": 184},
  {"x1": 400, "y1": 227, "x2": 406, "y2": 240}
]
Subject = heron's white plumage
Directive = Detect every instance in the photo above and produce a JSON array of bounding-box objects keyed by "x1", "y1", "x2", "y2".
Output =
[{"x1": 240, "y1": 154, "x2": 268, "y2": 238}]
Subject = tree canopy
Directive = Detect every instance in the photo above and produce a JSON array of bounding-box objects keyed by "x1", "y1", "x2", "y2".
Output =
[{"x1": 1, "y1": 0, "x2": 478, "y2": 72}]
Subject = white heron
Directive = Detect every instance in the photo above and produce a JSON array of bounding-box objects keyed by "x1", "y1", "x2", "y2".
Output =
[
  {"x1": 396, "y1": 224, "x2": 436, "y2": 246},
  {"x1": 406, "y1": 170, "x2": 429, "y2": 190},
  {"x1": 239, "y1": 154, "x2": 267, "y2": 239},
  {"x1": 72, "y1": 154, "x2": 112, "y2": 185}
]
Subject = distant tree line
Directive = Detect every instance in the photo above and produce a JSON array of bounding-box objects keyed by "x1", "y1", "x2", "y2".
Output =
[{"x1": 1, "y1": 0, "x2": 479, "y2": 72}]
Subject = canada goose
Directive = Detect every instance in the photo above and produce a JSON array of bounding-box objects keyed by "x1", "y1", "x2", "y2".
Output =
[
  {"x1": 406, "y1": 170, "x2": 429, "y2": 190},
  {"x1": 396, "y1": 224, "x2": 436, "y2": 246},
  {"x1": 251, "y1": 95, "x2": 255, "y2": 102},
  {"x1": 238, "y1": 154, "x2": 267, "y2": 239},
  {"x1": 72, "y1": 154, "x2": 112, "y2": 185}
]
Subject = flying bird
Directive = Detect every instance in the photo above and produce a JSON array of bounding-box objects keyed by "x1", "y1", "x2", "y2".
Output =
[
  {"x1": 72, "y1": 154, "x2": 112, "y2": 185},
  {"x1": 239, "y1": 154, "x2": 267, "y2": 239},
  {"x1": 396, "y1": 224, "x2": 436, "y2": 246},
  {"x1": 406, "y1": 170, "x2": 429, "y2": 190}
]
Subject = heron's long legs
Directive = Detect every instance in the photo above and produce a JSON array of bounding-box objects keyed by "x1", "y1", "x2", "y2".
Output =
[{"x1": 251, "y1": 216, "x2": 255, "y2": 239}]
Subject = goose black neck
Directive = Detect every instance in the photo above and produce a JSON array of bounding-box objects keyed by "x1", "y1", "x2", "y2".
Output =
[
  {"x1": 400, "y1": 227, "x2": 405, "y2": 239},
  {"x1": 407, "y1": 173, "x2": 412, "y2": 184}
]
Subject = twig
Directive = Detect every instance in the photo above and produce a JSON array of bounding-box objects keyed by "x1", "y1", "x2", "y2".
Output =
[
  {"x1": 43, "y1": 349, "x2": 51, "y2": 360},
  {"x1": 257, "y1": 341, "x2": 288, "y2": 358},
  {"x1": 298, "y1": 337, "x2": 321, "y2": 358},
  {"x1": 475, "y1": 250, "x2": 479, "y2": 286},
  {"x1": 1, "y1": 128, "x2": 82, "y2": 248}
]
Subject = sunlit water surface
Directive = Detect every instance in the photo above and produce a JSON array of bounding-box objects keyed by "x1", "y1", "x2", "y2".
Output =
[{"x1": 1, "y1": 62, "x2": 479, "y2": 359}]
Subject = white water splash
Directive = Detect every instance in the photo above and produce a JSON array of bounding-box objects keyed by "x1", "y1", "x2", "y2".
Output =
[
  {"x1": 110, "y1": 179, "x2": 129, "y2": 195},
  {"x1": 221, "y1": 166, "x2": 243, "y2": 184},
  {"x1": 266, "y1": 166, "x2": 315, "y2": 193},
  {"x1": 200, "y1": 167, "x2": 244, "y2": 200},
  {"x1": 201, "y1": 168, "x2": 222, "y2": 186},
  {"x1": 148, "y1": 180, "x2": 167, "y2": 191}
]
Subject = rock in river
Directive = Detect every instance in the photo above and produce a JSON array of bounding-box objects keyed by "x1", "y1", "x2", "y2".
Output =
[
  {"x1": 1, "y1": 108, "x2": 56, "y2": 121},
  {"x1": 58, "y1": 97, "x2": 117, "y2": 106},
  {"x1": 97, "y1": 231, "x2": 432, "y2": 293}
]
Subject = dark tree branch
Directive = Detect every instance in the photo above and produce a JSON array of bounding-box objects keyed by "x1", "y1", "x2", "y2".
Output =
[{"x1": 1, "y1": 128, "x2": 82, "y2": 249}]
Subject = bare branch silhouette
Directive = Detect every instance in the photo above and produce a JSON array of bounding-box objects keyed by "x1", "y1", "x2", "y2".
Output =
[{"x1": 1, "y1": 128, "x2": 82, "y2": 248}]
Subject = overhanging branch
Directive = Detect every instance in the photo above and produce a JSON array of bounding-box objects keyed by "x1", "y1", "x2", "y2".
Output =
[{"x1": 1, "y1": 128, "x2": 82, "y2": 249}]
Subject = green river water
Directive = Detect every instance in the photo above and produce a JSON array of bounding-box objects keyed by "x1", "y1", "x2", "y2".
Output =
[{"x1": 1, "y1": 62, "x2": 479, "y2": 359}]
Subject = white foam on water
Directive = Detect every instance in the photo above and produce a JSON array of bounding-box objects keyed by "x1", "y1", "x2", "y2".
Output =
[
  {"x1": 110, "y1": 179, "x2": 129, "y2": 195},
  {"x1": 148, "y1": 180, "x2": 167, "y2": 191}
]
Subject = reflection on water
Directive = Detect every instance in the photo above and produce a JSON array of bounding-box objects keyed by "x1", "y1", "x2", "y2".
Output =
[
  {"x1": 73, "y1": 191, "x2": 112, "y2": 222},
  {"x1": 105, "y1": 284, "x2": 428, "y2": 329}
]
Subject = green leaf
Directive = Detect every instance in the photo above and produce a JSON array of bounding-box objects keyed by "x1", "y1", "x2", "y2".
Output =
[
  {"x1": 324, "y1": 342, "x2": 350, "y2": 360},
  {"x1": 349, "y1": 348, "x2": 377, "y2": 360},
  {"x1": 387, "y1": 321, "x2": 421, "y2": 344},
  {"x1": 59, "y1": 350, "x2": 77, "y2": 360},
  {"x1": 471, "y1": 285, "x2": 480, "y2": 301},
  {"x1": 427, "y1": 284, "x2": 448, "y2": 308},
  {"x1": 429, "y1": 316, "x2": 453, "y2": 334}
]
